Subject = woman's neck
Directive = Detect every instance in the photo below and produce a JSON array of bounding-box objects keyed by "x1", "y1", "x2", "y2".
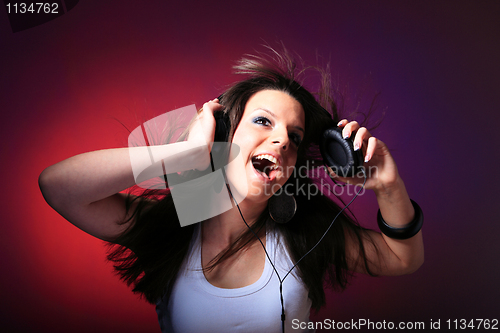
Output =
[{"x1": 202, "y1": 198, "x2": 267, "y2": 246}]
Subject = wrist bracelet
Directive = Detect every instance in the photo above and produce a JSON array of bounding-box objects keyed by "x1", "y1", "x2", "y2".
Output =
[{"x1": 377, "y1": 199, "x2": 423, "y2": 240}]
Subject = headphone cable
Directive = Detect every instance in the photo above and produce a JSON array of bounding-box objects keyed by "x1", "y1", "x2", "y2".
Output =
[{"x1": 225, "y1": 167, "x2": 367, "y2": 333}]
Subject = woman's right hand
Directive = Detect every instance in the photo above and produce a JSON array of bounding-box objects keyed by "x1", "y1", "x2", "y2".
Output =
[{"x1": 187, "y1": 98, "x2": 224, "y2": 170}]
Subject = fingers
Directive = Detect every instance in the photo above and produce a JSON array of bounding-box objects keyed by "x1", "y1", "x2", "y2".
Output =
[
  {"x1": 364, "y1": 136, "x2": 377, "y2": 162},
  {"x1": 337, "y1": 119, "x2": 359, "y2": 139},
  {"x1": 199, "y1": 98, "x2": 222, "y2": 115},
  {"x1": 337, "y1": 119, "x2": 374, "y2": 162},
  {"x1": 353, "y1": 127, "x2": 368, "y2": 152}
]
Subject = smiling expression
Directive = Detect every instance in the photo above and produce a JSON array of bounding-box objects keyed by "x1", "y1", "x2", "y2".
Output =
[{"x1": 226, "y1": 89, "x2": 305, "y2": 203}]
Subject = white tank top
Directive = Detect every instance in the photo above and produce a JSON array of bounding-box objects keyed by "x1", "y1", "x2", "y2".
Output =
[{"x1": 156, "y1": 224, "x2": 314, "y2": 332}]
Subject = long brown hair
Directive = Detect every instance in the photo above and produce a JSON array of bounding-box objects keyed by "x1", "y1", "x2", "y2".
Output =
[{"x1": 106, "y1": 47, "x2": 376, "y2": 310}]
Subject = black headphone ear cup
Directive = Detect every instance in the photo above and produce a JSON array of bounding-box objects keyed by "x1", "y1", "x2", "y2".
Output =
[
  {"x1": 211, "y1": 111, "x2": 231, "y2": 173},
  {"x1": 214, "y1": 111, "x2": 230, "y2": 142},
  {"x1": 213, "y1": 94, "x2": 230, "y2": 143},
  {"x1": 320, "y1": 127, "x2": 364, "y2": 177}
]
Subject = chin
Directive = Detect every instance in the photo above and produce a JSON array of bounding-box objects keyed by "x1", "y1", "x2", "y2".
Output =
[{"x1": 225, "y1": 157, "x2": 290, "y2": 205}]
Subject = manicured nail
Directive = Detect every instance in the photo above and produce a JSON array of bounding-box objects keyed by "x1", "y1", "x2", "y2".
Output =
[
  {"x1": 364, "y1": 154, "x2": 371, "y2": 162},
  {"x1": 354, "y1": 143, "x2": 360, "y2": 151},
  {"x1": 343, "y1": 132, "x2": 350, "y2": 139},
  {"x1": 337, "y1": 121, "x2": 344, "y2": 127}
]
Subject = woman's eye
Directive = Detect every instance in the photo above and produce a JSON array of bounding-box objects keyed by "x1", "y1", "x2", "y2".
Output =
[
  {"x1": 290, "y1": 133, "x2": 302, "y2": 147},
  {"x1": 253, "y1": 117, "x2": 271, "y2": 126}
]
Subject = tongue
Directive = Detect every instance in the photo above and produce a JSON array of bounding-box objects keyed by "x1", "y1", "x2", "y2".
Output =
[
  {"x1": 262, "y1": 167, "x2": 278, "y2": 182},
  {"x1": 256, "y1": 168, "x2": 270, "y2": 180},
  {"x1": 268, "y1": 170, "x2": 276, "y2": 181}
]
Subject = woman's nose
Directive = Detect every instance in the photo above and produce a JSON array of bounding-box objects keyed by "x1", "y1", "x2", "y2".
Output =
[{"x1": 271, "y1": 128, "x2": 290, "y2": 151}]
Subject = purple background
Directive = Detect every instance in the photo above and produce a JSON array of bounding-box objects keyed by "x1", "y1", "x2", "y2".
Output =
[{"x1": 1, "y1": 1, "x2": 499, "y2": 332}]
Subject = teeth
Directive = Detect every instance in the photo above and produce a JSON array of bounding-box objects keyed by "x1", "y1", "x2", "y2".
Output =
[{"x1": 254, "y1": 154, "x2": 279, "y2": 170}]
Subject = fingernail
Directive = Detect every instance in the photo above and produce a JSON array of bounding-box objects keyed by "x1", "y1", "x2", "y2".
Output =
[
  {"x1": 354, "y1": 143, "x2": 360, "y2": 151},
  {"x1": 364, "y1": 154, "x2": 371, "y2": 162},
  {"x1": 337, "y1": 121, "x2": 344, "y2": 127},
  {"x1": 343, "y1": 132, "x2": 350, "y2": 140}
]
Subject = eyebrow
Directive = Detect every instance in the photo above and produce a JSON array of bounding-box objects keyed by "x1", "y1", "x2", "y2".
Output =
[{"x1": 258, "y1": 108, "x2": 305, "y2": 134}]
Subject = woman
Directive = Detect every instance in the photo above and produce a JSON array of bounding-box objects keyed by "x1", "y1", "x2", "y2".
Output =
[{"x1": 39, "y1": 49, "x2": 424, "y2": 332}]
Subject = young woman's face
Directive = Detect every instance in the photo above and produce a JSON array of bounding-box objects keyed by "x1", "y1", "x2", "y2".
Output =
[{"x1": 227, "y1": 89, "x2": 305, "y2": 203}]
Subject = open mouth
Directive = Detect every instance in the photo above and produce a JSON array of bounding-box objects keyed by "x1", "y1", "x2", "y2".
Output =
[{"x1": 251, "y1": 154, "x2": 279, "y2": 180}]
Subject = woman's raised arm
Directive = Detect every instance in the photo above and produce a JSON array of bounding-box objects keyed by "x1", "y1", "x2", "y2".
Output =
[
  {"x1": 39, "y1": 148, "x2": 141, "y2": 241},
  {"x1": 333, "y1": 120, "x2": 424, "y2": 276},
  {"x1": 39, "y1": 99, "x2": 223, "y2": 242}
]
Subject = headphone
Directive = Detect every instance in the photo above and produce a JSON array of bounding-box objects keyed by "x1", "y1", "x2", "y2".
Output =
[{"x1": 213, "y1": 100, "x2": 364, "y2": 177}]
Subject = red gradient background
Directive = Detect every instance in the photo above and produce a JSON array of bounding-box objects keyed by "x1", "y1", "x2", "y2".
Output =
[{"x1": 1, "y1": 1, "x2": 499, "y2": 332}]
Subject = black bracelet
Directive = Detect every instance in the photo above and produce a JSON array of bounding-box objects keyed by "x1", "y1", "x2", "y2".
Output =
[{"x1": 377, "y1": 199, "x2": 423, "y2": 240}]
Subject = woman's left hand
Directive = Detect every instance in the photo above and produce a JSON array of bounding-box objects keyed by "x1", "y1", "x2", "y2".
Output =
[
  {"x1": 328, "y1": 120, "x2": 400, "y2": 193},
  {"x1": 335, "y1": 120, "x2": 424, "y2": 276}
]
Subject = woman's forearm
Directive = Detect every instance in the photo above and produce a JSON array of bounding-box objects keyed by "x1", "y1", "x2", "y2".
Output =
[
  {"x1": 38, "y1": 142, "x2": 209, "y2": 240},
  {"x1": 374, "y1": 176, "x2": 424, "y2": 273}
]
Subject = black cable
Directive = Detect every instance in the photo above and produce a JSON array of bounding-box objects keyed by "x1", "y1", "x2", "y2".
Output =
[
  {"x1": 225, "y1": 167, "x2": 367, "y2": 333},
  {"x1": 282, "y1": 169, "x2": 367, "y2": 282}
]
